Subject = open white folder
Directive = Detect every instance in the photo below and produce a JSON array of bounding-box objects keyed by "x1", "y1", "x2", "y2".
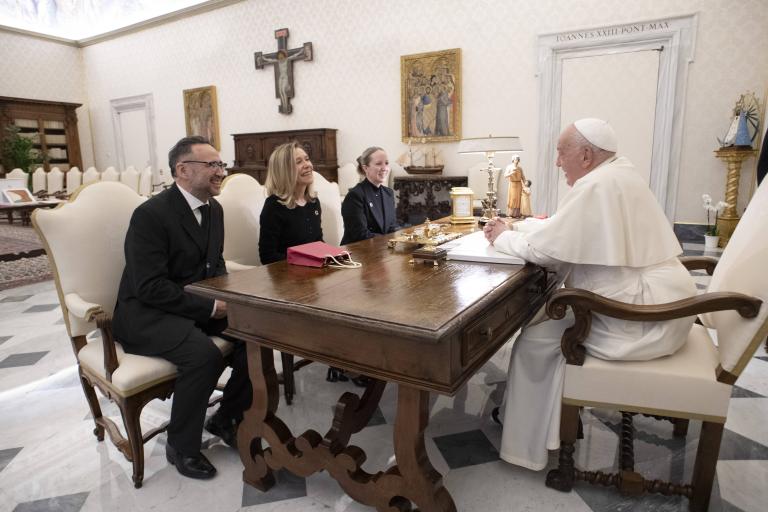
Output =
[{"x1": 446, "y1": 230, "x2": 525, "y2": 265}]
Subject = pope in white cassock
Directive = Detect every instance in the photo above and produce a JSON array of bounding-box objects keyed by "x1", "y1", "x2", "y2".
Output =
[{"x1": 483, "y1": 118, "x2": 697, "y2": 471}]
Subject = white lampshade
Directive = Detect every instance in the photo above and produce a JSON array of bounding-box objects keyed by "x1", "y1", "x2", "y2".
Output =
[{"x1": 457, "y1": 136, "x2": 522, "y2": 154}]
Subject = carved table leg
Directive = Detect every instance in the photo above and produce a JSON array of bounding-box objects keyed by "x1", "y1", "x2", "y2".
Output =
[
  {"x1": 238, "y1": 343, "x2": 278, "y2": 491},
  {"x1": 392, "y1": 385, "x2": 457, "y2": 512}
]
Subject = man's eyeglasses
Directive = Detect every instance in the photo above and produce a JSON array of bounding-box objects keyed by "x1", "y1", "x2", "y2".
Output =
[{"x1": 181, "y1": 160, "x2": 228, "y2": 169}]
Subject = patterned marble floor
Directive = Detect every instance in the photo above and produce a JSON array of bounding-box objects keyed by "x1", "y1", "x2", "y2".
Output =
[{"x1": 1, "y1": 242, "x2": 767, "y2": 512}]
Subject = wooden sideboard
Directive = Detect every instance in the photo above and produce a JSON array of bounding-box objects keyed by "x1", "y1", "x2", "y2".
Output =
[
  {"x1": 230, "y1": 128, "x2": 338, "y2": 184},
  {"x1": 393, "y1": 175, "x2": 468, "y2": 226}
]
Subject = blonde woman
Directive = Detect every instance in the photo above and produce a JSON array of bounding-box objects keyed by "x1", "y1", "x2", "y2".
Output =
[{"x1": 259, "y1": 141, "x2": 323, "y2": 264}]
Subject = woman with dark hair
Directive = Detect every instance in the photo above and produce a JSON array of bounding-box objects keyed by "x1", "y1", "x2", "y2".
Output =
[{"x1": 340, "y1": 146, "x2": 397, "y2": 245}]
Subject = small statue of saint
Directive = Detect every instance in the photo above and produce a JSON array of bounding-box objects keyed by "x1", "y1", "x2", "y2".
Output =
[{"x1": 504, "y1": 156, "x2": 527, "y2": 218}]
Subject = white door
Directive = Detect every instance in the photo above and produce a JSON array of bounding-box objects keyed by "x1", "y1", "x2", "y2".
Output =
[
  {"x1": 118, "y1": 109, "x2": 152, "y2": 170},
  {"x1": 110, "y1": 94, "x2": 158, "y2": 172},
  {"x1": 557, "y1": 49, "x2": 659, "y2": 207}
]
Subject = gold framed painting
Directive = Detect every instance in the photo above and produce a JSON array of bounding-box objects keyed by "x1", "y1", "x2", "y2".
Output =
[
  {"x1": 401, "y1": 48, "x2": 461, "y2": 143},
  {"x1": 183, "y1": 86, "x2": 221, "y2": 150}
]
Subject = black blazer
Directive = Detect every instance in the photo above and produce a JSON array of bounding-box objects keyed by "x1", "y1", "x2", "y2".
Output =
[
  {"x1": 259, "y1": 195, "x2": 323, "y2": 264},
  {"x1": 340, "y1": 179, "x2": 396, "y2": 245},
  {"x1": 113, "y1": 184, "x2": 227, "y2": 355}
]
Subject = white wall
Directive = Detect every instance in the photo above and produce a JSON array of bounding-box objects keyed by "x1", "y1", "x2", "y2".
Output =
[
  {"x1": 0, "y1": 30, "x2": 95, "y2": 170},
  {"x1": 4, "y1": 0, "x2": 767, "y2": 222}
]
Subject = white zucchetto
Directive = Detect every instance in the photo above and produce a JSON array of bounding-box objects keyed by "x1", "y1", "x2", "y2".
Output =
[{"x1": 573, "y1": 118, "x2": 618, "y2": 152}]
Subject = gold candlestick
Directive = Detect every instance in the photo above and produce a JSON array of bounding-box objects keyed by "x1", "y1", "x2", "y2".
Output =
[{"x1": 714, "y1": 147, "x2": 757, "y2": 247}]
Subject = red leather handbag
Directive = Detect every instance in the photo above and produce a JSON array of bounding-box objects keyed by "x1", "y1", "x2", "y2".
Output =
[{"x1": 287, "y1": 241, "x2": 361, "y2": 268}]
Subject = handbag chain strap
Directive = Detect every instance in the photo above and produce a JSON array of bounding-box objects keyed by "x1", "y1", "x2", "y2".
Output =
[{"x1": 326, "y1": 251, "x2": 362, "y2": 269}]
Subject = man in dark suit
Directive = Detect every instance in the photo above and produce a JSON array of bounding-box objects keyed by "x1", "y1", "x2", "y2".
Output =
[{"x1": 113, "y1": 136, "x2": 250, "y2": 479}]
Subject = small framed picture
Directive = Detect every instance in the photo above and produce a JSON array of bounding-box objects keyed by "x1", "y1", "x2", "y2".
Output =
[{"x1": 2, "y1": 188, "x2": 36, "y2": 204}]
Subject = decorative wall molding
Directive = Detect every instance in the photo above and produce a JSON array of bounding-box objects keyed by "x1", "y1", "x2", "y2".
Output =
[
  {"x1": 535, "y1": 13, "x2": 698, "y2": 219},
  {"x1": 0, "y1": 0, "x2": 243, "y2": 48},
  {"x1": 110, "y1": 94, "x2": 157, "y2": 172}
]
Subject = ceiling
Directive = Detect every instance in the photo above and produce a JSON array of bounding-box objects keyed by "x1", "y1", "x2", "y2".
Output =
[{"x1": 0, "y1": 0, "x2": 225, "y2": 41}]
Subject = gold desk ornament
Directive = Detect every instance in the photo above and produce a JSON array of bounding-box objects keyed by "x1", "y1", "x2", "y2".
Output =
[
  {"x1": 410, "y1": 245, "x2": 448, "y2": 267},
  {"x1": 388, "y1": 219, "x2": 464, "y2": 249},
  {"x1": 449, "y1": 187, "x2": 475, "y2": 224},
  {"x1": 714, "y1": 147, "x2": 757, "y2": 247}
]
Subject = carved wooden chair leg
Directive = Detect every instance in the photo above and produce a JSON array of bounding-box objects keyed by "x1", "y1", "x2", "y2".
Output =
[
  {"x1": 690, "y1": 421, "x2": 725, "y2": 512},
  {"x1": 280, "y1": 352, "x2": 295, "y2": 405},
  {"x1": 79, "y1": 372, "x2": 105, "y2": 441},
  {"x1": 546, "y1": 403, "x2": 580, "y2": 492},
  {"x1": 672, "y1": 418, "x2": 690, "y2": 438},
  {"x1": 120, "y1": 398, "x2": 146, "y2": 489},
  {"x1": 619, "y1": 412, "x2": 635, "y2": 472}
]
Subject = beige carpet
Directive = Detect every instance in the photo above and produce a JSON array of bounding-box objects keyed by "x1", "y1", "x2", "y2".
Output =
[{"x1": 0, "y1": 223, "x2": 52, "y2": 290}]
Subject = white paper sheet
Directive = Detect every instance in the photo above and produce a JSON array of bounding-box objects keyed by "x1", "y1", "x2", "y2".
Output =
[{"x1": 446, "y1": 230, "x2": 525, "y2": 265}]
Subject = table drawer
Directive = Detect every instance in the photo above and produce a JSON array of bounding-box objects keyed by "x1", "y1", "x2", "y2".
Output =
[{"x1": 460, "y1": 273, "x2": 547, "y2": 367}]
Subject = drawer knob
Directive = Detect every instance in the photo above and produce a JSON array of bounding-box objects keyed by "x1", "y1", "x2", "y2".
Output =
[{"x1": 480, "y1": 326, "x2": 493, "y2": 339}]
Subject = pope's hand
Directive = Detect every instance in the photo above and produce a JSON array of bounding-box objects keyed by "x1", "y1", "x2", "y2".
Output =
[{"x1": 483, "y1": 217, "x2": 509, "y2": 245}]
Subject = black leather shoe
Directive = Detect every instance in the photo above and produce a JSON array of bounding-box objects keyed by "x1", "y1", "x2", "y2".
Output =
[
  {"x1": 350, "y1": 375, "x2": 371, "y2": 388},
  {"x1": 327, "y1": 367, "x2": 349, "y2": 382},
  {"x1": 165, "y1": 443, "x2": 216, "y2": 480},
  {"x1": 491, "y1": 406, "x2": 503, "y2": 426},
  {"x1": 205, "y1": 413, "x2": 238, "y2": 449}
]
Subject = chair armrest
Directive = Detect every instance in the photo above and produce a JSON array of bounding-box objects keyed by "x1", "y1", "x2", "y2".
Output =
[
  {"x1": 546, "y1": 288, "x2": 762, "y2": 366},
  {"x1": 679, "y1": 256, "x2": 719, "y2": 275},
  {"x1": 64, "y1": 293, "x2": 103, "y2": 321},
  {"x1": 226, "y1": 260, "x2": 256, "y2": 273},
  {"x1": 95, "y1": 313, "x2": 119, "y2": 381}
]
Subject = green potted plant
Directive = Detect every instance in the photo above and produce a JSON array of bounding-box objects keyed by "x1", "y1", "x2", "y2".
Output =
[
  {"x1": 701, "y1": 193, "x2": 728, "y2": 249},
  {"x1": 1, "y1": 125, "x2": 43, "y2": 182}
]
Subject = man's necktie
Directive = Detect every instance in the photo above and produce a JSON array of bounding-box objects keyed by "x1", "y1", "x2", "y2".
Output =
[{"x1": 199, "y1": 204, "x2": 210, "y2": 230}]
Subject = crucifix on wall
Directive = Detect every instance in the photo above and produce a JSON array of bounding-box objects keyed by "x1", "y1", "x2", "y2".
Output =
[{"x1": 254, "y1": 28, "x2": 313, "y2": 115}]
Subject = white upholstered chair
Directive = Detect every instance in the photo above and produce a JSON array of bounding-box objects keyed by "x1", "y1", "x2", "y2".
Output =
[
  {"x1": 31, "y1": 167, "x2": 47, "y2": 193},
  {"x1": 120, "y1": 165, "x2": 140, "y2": 192},
  {"x1": 7, "y1": 168, "x2": 27, "y2": 180},
  {"x1": 101, "y1": 166, "x2": 119, "y2": 182},
  {"x1": 155, "y1": 168, "x2": 174, "y2": 192},
  {"x1": 217, "y1": 173, "x2": 266, "y2": 271},
  {"x1": 47, "y1": 166, "x2": 64, "y2": 194},
  {"x1": 313, "y1": 171, "x2": 343, "y2": 246},
  {"x1": 388, "y1": 161, "x2": 408, "y2": 189},
  {"x1": 82, "y1": 166, "x2": 100, "y2": 185},
  {"x1": 66, "y1": 166, "x2": 82, "y2": 193},
  {"x1": 544, "y1": 179, "x2": 768, "y2": 511},
  {"x1": 32, "y1": 181, "x2": 232, "y2": 489},
  {"x1": 138, "y1": 166, "x2": 153, "y2": 196},
  {"x1": 337, "y1": 162, "x2": 360, "y2": 198}
]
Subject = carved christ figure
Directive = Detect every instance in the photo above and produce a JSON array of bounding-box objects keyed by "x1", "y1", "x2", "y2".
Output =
[{"x1": 255, "y1": 43, "x2": 313, "y2": 114}]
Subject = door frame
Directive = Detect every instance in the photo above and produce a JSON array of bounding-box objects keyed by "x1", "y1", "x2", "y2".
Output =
[
  {"x1": 535, "y1": 14, "x2": 697, "y2": 219},
  {"x1": 110, "y1": 93, "x2": 157, "y2": 171}
]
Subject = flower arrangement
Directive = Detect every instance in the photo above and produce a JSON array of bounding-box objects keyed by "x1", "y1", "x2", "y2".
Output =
[{"x1": 702, "y1": 194, "x2": 729, "y2": 236}]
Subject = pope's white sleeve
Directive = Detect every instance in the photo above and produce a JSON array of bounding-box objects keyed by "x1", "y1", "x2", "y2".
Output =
[
  {"x1": 493, "y1": 229, "x2": 562, "y2": 267},
  {"x1": 512, "y1": 217, "x2": 550, "y2": 233}
]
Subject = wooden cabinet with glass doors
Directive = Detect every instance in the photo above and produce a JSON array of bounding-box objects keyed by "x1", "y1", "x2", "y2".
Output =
[{"x1": 0, "y1": 96, "x2": 83, "y2": 176}]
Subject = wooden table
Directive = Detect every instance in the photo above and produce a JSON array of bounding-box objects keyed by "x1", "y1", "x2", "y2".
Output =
[
  {"x1": 0, "y1": 201, "x2": 60, "y2": 225},
  {"x1": 188, "y1": 221, "x2": 553, "y2": 511}
]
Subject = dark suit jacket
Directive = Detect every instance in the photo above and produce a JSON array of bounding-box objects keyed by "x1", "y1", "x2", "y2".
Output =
[
  {"x1": 340, "y1": 179, "x2": 396, "y2": 245},
  {"x1": 113, "y1": 184, "x2": 227, "y2": 355}
]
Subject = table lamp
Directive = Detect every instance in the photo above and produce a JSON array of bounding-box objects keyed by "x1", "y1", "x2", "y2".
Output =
[{"x1": 458, "y1": 135, "x2": 522, "y2": 224}]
